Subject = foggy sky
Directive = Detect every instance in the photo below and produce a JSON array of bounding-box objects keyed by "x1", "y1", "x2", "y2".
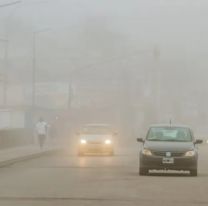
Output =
[
  {"x1": 1, "y1": 0, "x2": 208, "y2": 61},
  {"x1": 0, "y1": 0, "x2": 208, "y2": 134},
  {"x1": 0, "y1": 0, "x2": 207, "y2": 89}
]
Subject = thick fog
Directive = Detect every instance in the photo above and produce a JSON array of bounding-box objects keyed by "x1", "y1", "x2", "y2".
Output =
[{"x1": 0, "y1": 0, "x2": 208, "y2": 141}]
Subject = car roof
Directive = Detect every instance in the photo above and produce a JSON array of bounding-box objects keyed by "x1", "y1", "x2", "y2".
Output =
[
  {"x1": 83, "y1": 124, "x2": 111, "y2": 128},
  {"x1": 149, "y1": 124, "x2": 191, "y2": 129}
]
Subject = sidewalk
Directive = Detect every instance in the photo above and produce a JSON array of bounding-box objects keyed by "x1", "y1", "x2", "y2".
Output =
[{"x1": 0, "y1": 143, "x2": 63, "y2": 167}]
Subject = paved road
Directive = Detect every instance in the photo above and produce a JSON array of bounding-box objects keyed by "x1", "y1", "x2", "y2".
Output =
[{"x1": 0, "y1": 145, "x2": 207, "y2": 206}]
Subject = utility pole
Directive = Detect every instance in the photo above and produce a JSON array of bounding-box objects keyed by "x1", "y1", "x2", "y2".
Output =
[
  {"x1": 67, "y1": 79, "x2": 72, "y2": 110},
  {"x1": 0, "y1": 38, "x2": 8, "y2": 107},
  {"x1": 3, "y1": 39, "x2": 8, "y2": 107},
  {"x1": 32, "y1": 32, "x2": 36, "y2": 112},
  {"x1": 0, "y1": 0, "x2": 22, "y2": 107},
  {"x1": 32, "y1": 29, "x2": 51, "y2": 114}
]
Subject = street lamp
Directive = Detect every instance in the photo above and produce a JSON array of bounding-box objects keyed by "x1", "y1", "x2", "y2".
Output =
[
  {"x1": 0, "y1": 38, "x2": 9, "y2": 107},
  {"x1": 32, "y1": 29, "x2": 52, "y2": 113}
]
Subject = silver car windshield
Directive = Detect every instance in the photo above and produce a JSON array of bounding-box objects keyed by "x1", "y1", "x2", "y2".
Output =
[
  {"x1": 146, "y1": 127, "x2": 193, "y2": 142},
  {"x1": 81, "y1": 126, "x2": 112, "y2": 135}
]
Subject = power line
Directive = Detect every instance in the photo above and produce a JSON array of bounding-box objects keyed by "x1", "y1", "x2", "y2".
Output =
[{"x1": 0, "y1": 0, "x2": 21, "y2": 8}]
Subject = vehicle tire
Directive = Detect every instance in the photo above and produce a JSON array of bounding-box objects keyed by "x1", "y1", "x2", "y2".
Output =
[
  {"x1": 190, "y1": 169, "x2": 197, "y2": 176},
  {"x1": 139, "y1": 167, "x2": 148, "y2": 176}
]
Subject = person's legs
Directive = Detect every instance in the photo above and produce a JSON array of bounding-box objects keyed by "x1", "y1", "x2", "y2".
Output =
[
  {"x1": 38, "y1": 135, "x2": 42, "y2": 148},
  {"x1": 42, "y1": 135, "x2": 46, "y2": 148},
  {"x1": 39, "y1": 135, "x2": 45, "y2": 149}
]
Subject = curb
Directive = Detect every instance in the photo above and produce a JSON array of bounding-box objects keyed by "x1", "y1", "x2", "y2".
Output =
[{"x1": 0, "y1": 148, "x2": 63, "y2": 167}]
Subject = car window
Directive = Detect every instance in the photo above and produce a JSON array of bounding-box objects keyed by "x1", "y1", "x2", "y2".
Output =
[
  {"x1": 146, "y1": 127, "x2": 192, "y2": 142},
  {"x1": 81, "y1": 126, "x2": 112, "y2": 134}
]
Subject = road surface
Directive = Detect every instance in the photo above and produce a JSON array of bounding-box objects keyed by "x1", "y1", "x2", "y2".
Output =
[{"x1": 0, "y1": 145, "x2": 207, "y2": 206}]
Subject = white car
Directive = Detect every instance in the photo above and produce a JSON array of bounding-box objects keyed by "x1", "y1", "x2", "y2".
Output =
[{"x1": 78, "y1": 124, "x2": 117, "y2": 156}]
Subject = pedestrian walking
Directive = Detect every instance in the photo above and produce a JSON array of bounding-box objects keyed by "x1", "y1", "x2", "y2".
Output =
[{"x1": 36, "y1": 117, "x2": 48, "y2": 149}]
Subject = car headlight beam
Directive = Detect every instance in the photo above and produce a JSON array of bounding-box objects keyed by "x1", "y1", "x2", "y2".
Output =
[
  {"x1": 105, "y1": 139, "x2": 112, "y2": 145},
  {"x1": 142, "y1": 148, "x2": 152, "y2": 156},
  {"x1": 80, "y1": 139, "x2": 87, "y2": 144},
  {"x1": 185, "y1": 150, "x2": 195, "y2": 157}
]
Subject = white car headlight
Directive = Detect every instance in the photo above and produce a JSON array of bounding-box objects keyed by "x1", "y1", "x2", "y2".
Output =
[
  {"x1": 80, "y1": 139, "x2": 87, "y2": 144},
  {"x1": 142, "y1": 148, "x2": 152, "y2": 156},
  {"x1": 105, "y1": 139, "x2": 112, "y2": 145},
  {"x1": 185, "y1": 150, "x2": 195, "y2": 157}
]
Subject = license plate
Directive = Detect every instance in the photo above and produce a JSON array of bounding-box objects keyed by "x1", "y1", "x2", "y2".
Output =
[{"x1": 162, "y1": 157, "x2": 174, "y2": 164}]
